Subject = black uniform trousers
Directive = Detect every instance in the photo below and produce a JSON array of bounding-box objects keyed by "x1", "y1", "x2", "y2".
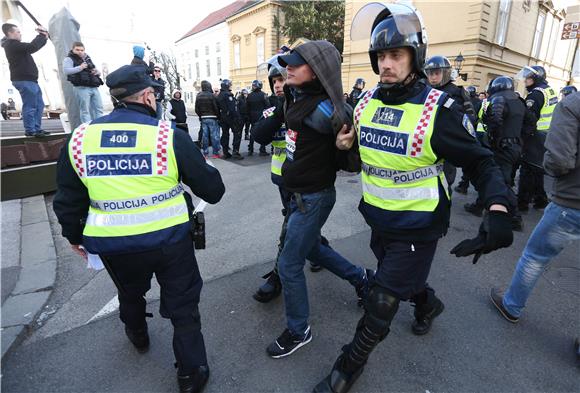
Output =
[
  {"x1": 370, "y1": 231, "x2": 439, "y2": 302},
  {"x1": 103, "y1": 237, "x2": 207, "y2": 374},
  {"x1": 220, "y1": 121, "x2": 242, "y2": 154},
  {"x1": 517, "y1": 162, "x2": 547, "y2": 207}
]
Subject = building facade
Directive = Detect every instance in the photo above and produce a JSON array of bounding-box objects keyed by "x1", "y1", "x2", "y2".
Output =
[
  {"x1": 342, "y1": 0, "x2": 579, "y2": 95},
  {"x1": 227, "y1": 0, "x2": 287, "y2": 91}
]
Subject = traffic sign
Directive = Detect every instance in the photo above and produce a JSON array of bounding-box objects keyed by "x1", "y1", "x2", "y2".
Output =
[{"x1": 562, "y1": 22, "x2": 579, "y2": 40}]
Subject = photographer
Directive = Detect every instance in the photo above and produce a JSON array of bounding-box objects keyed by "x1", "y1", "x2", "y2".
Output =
[{"x1": 63, "y1": 42, "x2": 103, "y2": 123}]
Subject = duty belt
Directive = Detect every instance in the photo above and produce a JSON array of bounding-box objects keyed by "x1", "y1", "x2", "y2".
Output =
[
  {"x1": 362, "y1": 162, "x2": 444, "y2": 184},
  {"x1": 90, "y1": 183, "x2": 185, "y2": 212}
]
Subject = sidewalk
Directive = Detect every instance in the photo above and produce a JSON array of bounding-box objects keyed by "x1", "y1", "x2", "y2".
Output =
[{"x1": 1, "y1": 195, "x2": 57, "y2": 358}]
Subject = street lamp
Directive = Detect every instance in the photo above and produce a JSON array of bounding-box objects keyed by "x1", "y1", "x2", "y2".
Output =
[{"x1": 454, "y1": 53, "x2": 466, "y2": 81}]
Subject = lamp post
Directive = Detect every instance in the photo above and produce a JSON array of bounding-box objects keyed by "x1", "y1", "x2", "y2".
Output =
[{"x1": 454, "y1": 53, "x2": 466, "y2": 81}]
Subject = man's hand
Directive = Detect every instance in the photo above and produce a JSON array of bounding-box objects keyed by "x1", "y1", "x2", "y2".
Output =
[
  {"x1": 450, "y1": 210, "x2": 513, "y2": 264},
  {"x1": 71, "y1": 244, "x2": 87, "y2": 260},
  {"x1": 336, "y1": 124, "x2": 355, "y2": 150},
  {"x1": 79, "y1": 62, "x2": 88, "y2": 70},
  {"x1": 35, "y1": 26, "x2": 49, "y2": 37}
]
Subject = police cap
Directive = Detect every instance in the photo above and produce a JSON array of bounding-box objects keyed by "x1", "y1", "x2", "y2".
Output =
[{"x1": 106, "y1": 65, "x2": 162, "y2": 99}]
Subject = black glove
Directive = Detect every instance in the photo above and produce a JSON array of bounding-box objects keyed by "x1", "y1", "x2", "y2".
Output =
[{"x1": 450, "y1": 210, "x2": 513, "y2": 264}]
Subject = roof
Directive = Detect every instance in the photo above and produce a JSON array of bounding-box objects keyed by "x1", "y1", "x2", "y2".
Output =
[{"x1": 176, "y1": 1, "x2": 254, "y2": 43}]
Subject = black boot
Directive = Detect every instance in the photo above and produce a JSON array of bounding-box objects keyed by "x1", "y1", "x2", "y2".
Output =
[
  {"x1": 454, "y1": 182, "x2": 468, "y2": 195},
  {"x1": 312, "y1": 354, "x2": 364, "y2": 393},
  {"x1": 177, "y1": 365, "x2": 210, "y2": 393},
  {"x1": 125, "y1": 324, "x2": 149, "y2": 353},
  {"x1": 253, "y1": 270, "x2": 282, "y2": 303},
  {"x1": 411, "y1": 296, "x2": 444, "y2": 336},
  {"x1": 464, "y1": 202, "x2": 483, "y2": 217}
]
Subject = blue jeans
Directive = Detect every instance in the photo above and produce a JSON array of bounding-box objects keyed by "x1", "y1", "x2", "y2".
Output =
[
  {"x1": 278, "y1": 187, "x2": 364, "y2": 336},
  {"x1": 74, "y1": 86, "x2": 103, "y2": 123},
  {"x1": 201, "y1": 118, "x2": 221, "y2": 155},
  {"x1": 12, "y1": 81, "x2": 44, "y2": 132},
  {"x1": 503, "y1": 202, "x2": 580, "y2": 317}
]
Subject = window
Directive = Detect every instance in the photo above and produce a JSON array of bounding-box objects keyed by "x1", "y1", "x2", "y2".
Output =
[
  {"x1": 217, "y1": 57, "x2": 222, "y2": 76},
  {"x1": 234, "y1": 42, "x2": 241, "y2": 69},
  {"x1": 256, "y1": 35, "x2": 265, "y2": 64},
  {"x1": 547, "y1": 18, "x2": 561, "y2": 62},
  {"x1": 206, "y1": 59, "x2": 211, "y2": 77},
  {"x1": 195, "y1": 62, "x2": 200, "y2": 79},
  {"x1": 188, "y1": 64, "x2": 192, "y2": 80},
  {"x1": 195, "y1": 49, "x2": 198, "y2": 58},
  {"x1": 205, "y1": 46, "x2": 209, "y2": 55},
  {"x1": 531, "y1": 13, "x2": 545, "y2": 58},
  {"x1": 494, "y1": 0, "x2": 511, "y2": 46},
  {"x1": 216, "y1": 42, "x2": 221, "y2": 53}
]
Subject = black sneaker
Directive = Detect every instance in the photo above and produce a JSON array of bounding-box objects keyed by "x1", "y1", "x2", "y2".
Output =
[
  {"x1": 177, "y1": 365, "x2": 209, "y2": 393},
  {"x1": 355, "y1": 269, "x2": 373, "y2": 307},
  {"x1": 125, "y1": 325, "x2": 150, "y2": 353},
  {"x1": 490, "y1": 288, "x2": 519, "y2": 323},
  {"x1": 232, "y1": 151, "x2": 244, "y2": 160},
  {"x1": 267, "y1": 327, "x2": 312, "y2": 359}
]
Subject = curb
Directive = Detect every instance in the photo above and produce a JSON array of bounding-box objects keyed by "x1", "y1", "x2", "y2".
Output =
[{"x1": 1, "y1": 195, "x2": 57, "y2": 359}]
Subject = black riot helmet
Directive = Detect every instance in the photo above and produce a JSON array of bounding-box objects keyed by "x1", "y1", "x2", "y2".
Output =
[
  {"x1": 487, "y1": 76, "x2": 514, "y2": 96},
  {"x1": 251, "y1": 79, "x2": 263, "y2": 91},
  {"x1": 423, "y1": 55, "x2": 452, "y2": 87},
  {"x1": 221, "y1": 79, "x2": 232, "y2": 91},
  {"x1": 465, "y1": 85, "x2": 477, "y2": 98},
  {"x1": 351, "y1": 3, "x2": 428, "y2": 75},
  {"x1": 560, "y1": 85, "x2": 577, "y2": 97},
  {"x1": 516, "y1": 65, "x2": 546, "y2": 84},
  {"x1": 354, "y1": 78, "x2": 366, "y2": 89}
]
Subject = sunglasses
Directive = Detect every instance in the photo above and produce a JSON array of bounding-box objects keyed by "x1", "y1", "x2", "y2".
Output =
[{"x1": 154, "y1": 69, "x2": 161, "y2": 72}]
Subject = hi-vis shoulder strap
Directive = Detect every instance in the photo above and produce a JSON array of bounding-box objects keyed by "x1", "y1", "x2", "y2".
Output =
[{"x1": 353, "y1": 87, "x2": 378, "y2": 132}]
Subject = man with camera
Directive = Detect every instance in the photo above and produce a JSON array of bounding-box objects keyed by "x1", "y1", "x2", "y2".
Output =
[
  {"x1": 1, "y1": 23, "x2": 49, "y2": 136},
  {"x1": 63, "y1": 41, "x2": 104, "y2": 123}
]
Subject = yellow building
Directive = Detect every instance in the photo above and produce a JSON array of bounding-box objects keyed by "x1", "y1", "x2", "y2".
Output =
[
  {"x1": 342, "y1": 0, "x2": 579, "y2": 94},
  {"x1": 226, "y1": 0, "x2": 288, "y2": 91}
]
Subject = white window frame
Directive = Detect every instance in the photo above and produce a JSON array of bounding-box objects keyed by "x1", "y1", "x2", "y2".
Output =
[
  {"x1": 531, "y1": 13, "x2": 545, "y2": 58},
  {"x1": 217, "y1": 57, "x2": 222, "y2": 76},
  {"x1": 206, "y1": 59, "x2": 211, "y2": 77},
  {"x1": 256, "y1": 34, "x2": 265, "y2": 65},
  {"x1": 234, "y1": 41, "x2": 241, "y2": 69},
  {"x1": 494, "y1": 0, "x2": 512, "y2": 46}
]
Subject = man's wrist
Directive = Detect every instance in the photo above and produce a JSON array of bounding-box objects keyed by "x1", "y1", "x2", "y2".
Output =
[{"x1": 489, "y1": 204, "x2": 508, "y2": 213}]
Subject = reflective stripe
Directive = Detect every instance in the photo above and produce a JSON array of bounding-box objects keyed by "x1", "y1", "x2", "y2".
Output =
[
  {"x1": 362, "y1": 162, "x2": 443, "y2": 184},
  {"x1": 86, "y1": 203, "x2": 187, "y2": 227},
  {"x1": 90, "y1": 183, "x2": 184, "y2": 212},
  {"x1": 271, "y1": 159, "x2": 283, "y2": 170},
  {"x1": 362, "y1": 182, "x2": 439, "y2": 200}
]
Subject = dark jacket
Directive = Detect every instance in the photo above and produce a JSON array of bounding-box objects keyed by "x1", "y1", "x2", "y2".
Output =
[
  {"x1": 130, "y1": 57, "x2": 154, "y2": 74},
  {"x1": 169, "y1": 92, "x2": 187, "y2": 124},
  {"x1": 358, "y1": 79, "x2": 511, "y2": 241},
  {"x1": 1, "y1": 34, "x2": 47, "y2": 81},
  {"x1": 543, "y1": 92, "x2": 580, "y2": 209},
  {"x1": 440, "y1": 81, "x2": 477, "y2": 126},
  {"x1": 217, "y1": 89, "x2": 241, "y2": 124},
  {"x1": 66, "y1": 51, "x2": 103, "y2": 87},
  {"x1": 348, "y1": 87, "x2": 363, "y2": 107},
  {"x1": 484, "y1": 90, "x2": 525, "y2": 145},
  {"x1": 237, "y1": 94, "x2": 249, "y2": 118},
  {"x1": 195, "y1": 81, "x2": 219, "y2": 119},
  {"x1": 152, "y1": 78, "x2": 166, "y2": 102},
  {"x1": 247, "y1": 89, "x2": 269, "y2": 123},
  {"x1": 53, "y1": 103, "x2": 225, "y2": 250},
  {"x1": 522, "y1": 82, "x2": 550, "y2": 167}
]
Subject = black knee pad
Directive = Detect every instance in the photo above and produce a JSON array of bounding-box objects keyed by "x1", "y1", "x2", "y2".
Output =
[{"x1": 363, "y1": 286, "x2": 400, "y2": 336}]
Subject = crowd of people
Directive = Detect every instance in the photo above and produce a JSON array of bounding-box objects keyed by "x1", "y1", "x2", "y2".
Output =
[{"x1": 3, "y1": 3, "x2": 579, "y2": 393}]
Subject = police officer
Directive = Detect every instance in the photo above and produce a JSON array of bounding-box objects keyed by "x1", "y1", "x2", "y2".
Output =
[
  {"x1": 516, "y1": 65, "x2": 557, "y2": 211},
  {"x1": 463, "y1": 77, "x2": 525, "y2": 230},
  {"x1": 424, "y1": 55, "x2": 477, "y2": 190},
  {"x1": 217, "y1": 79, "x2": 243, "y2": 159},
  {"x1": 348, "y1": 78, "x2": 366, "y2": 107},
  {"x1": 313, "y1": 4, "x2": 513, "y2": 392},
  {"x1": 560, "y1": 85, "x2": 577, "y2": 99},
  {"x1": 53, "y1": 65, "x2": 225, "y2": 393},
  {"x1": 237, "y1": 88, "x2": 251, "y2": 140},
  {"x1": 246, "y1": 79, "x2": 270, "y2": 156},
  {"x1": 455, "y1": 85, "x2": 485, "y2": 194}
]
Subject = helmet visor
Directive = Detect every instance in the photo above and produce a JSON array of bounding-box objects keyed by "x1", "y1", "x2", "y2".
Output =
[
  {"x1": 515, "y1": 66, "x2": 538, "y2": 81},
  {"x1": 351, "y1": 3, "x2": 425, "y2": 43},
  {"x1": 257, "y1": 54, "x2": 288, "y2": 79}
]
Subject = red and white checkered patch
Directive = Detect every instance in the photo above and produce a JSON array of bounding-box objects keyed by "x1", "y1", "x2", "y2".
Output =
[
  {"x1": 156, "y1": 120, "x2": 171, "y2": 175},
  {"x1": 353, "y1": 87, "x2": 378, "y2": 131},
  {"x1": 71, "y1": 123, "x2": 89, "y2": 177},
  {"x1": 409, "y1": 89, "x2": 442, "y2": 157}
]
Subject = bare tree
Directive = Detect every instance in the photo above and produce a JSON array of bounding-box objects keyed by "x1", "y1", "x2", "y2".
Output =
[{"x1": 147, "y1": 47, "x2": 185, "y2": 97}]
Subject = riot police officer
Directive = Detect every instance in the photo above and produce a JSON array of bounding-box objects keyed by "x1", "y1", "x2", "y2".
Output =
[
  {"x1": 53, "y1": 65, "x2": 225, "y2": 393},
  {"x1": 516, "y1": 65, "x2": 557, "y2": 211},
  {"x1": 217, "y1": 79, "x2": 244, "y2": 159},
  {"x1": 464, "y1": 76, "x2": 525, "y2": 230},
  {"x1": 424, "y1": 55, "x2": 477, "y2": 189},
  {"x1": 313, "y1": 4, "x2": 513, "y2": 392},
  {"x1": 348, "y1": 78, "x2": 366, "y2": 107},
  {"x1": 246, "y1": 79, "x2": 270, "y2": 156}
]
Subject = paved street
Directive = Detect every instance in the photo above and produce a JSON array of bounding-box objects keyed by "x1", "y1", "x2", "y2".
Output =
[{"x1": 1, "y1": 121, "x2": 578, "y2": 392}]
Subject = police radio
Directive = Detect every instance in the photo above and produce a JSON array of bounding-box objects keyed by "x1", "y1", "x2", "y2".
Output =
[{"x1": 192, "y1": 211, "x2": 205, "y2": 250}]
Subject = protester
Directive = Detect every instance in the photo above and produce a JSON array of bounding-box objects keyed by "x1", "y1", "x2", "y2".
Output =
[
  {"x1": 166, "y1": 89, "x2": 188, "y2": 132},
  {"x1": 63, "y1": 41, "x2": 104, "y2": 123},
  {"x1": 1, "y1": 23, "x2": 49, "y2": 136},
  {"x1": 195, "y1": 80, "x2": 222, "y2": 158}
]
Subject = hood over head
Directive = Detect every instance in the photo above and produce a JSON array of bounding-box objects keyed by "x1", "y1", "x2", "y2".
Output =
[
  {"x1": 201, "y1": 80, "x2": 212, "y2": 92},
  {"x1": 292, "y1": 40, "x2": 349, "y2": 134},
  {"x1": 172, "y1": 89, "x2": 182, "y2": 99}
]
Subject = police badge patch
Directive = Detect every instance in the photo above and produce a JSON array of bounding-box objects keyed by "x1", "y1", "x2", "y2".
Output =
[
  {"x1": 462, "y1": 114, "x2": 476, "y2": 137},
  {"x1": 526, "y1": 100, "x2": 534, "y2": 108},
  {"x1": 371, "y1": 107, "x2": 404, "y2": 127}
]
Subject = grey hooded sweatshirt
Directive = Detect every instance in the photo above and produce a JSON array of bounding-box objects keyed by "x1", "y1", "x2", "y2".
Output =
[{"x1": 543, "y1": 92, "x2": 580, "y2": 209}]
